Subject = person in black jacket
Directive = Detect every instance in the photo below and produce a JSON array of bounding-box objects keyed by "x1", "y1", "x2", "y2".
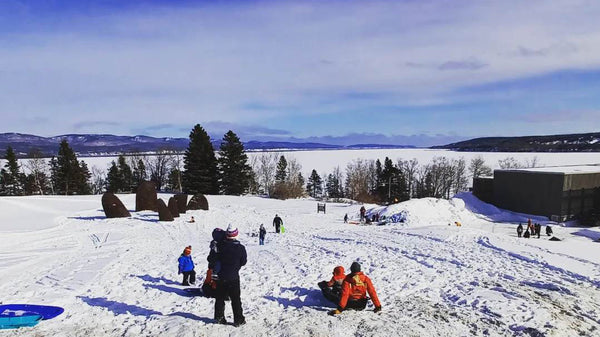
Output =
[
  {"x1": 273, "y1": 214, "x2": 283, "y2": 234},
  {"x1": 209, "y1": 224, "x2": 247, "y2": 327},
  {"x1": 516, "y1": 224, "x2": 523, "y2": 238},
  {"x1": 259, "y1": 224, "x2": 266, "y2": 245}
]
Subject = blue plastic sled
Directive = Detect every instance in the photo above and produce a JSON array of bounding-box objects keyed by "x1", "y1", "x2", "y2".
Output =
[{"x1": 0, "y1": 304, "x2": 64, "y2": 329}]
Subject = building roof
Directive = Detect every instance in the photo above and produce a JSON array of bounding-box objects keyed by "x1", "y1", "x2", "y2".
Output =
[{"x1": 497, "y1": 164, "x2": 600, "y2": 175}]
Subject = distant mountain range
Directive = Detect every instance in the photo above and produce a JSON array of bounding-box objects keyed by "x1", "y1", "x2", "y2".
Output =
[
  {"x1": 433, "y1": 132, "x2": 600, "y2": 152},
  {"x1": 0, "y1": 133, "x2": 415, "y2": 157}
]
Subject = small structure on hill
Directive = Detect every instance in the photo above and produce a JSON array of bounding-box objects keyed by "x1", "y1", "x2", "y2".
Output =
[
  {"x1": 188, "y1": 194, "x2": 209, "y2": 210},
  {"x1": 157, "y1": 199, "x2": 174, "y2": 221},
  {"x1": 136, "y1": 181, "x2": 158, "y2": 212},
  {"x1": 168, "y1": 197, "x2": 180, "y2": 218},
  {"x1": 473, "y1": 164, "x2": 600, "y2": 224},
  {"x1": 101, "y1": 193, "x2": 131, "y2": 218},
  {"x1": 317, "y1": 202, "x2": 326, "y2": 214},
  {"x1": 174, "y1": 194, "x2": 188, "y2": 214}
]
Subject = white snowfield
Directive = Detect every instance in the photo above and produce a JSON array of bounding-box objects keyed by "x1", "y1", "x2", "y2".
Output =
[{"x1": 1, "y1": 193, "x2": 600, "y2": 337}]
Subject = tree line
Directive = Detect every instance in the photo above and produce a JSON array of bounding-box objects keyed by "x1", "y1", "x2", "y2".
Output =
[{"x1": 0, "y1": 123, "x2": 539, "y2": 203}]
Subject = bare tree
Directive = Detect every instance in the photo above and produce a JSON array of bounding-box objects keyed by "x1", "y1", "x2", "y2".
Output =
[
  {"x1": 171, "y1": 151, "x2": 184, "y2": 193},
  {"x1": 398, "y1": 158, "x2": 419, "y2": 199},
  {"x1": 344, "y1": 159, "x2": 375, "y2": 201},
  {"x1": 24, "y1": 150, "x2": 47, "y2": 195},
  {"x1": 145, "y1": 148, "x2": 174, "y2": 191},
  {"x1": 452, "y1": 157, "x2": 468, "y2": 196},
  {"x1": 90, "y1": 165, "x2": 106, "y2": 195},
  {"x1": 254, "y1": 152, "x2": 279, "y2": 195},
  {"x1": 469, "y1": 156, "x2": 493, "y2": 178},
  {"x1": 498, "y1": 157, "x2": 523, "y2": 169},
  {"x1": 524, "y1": 156, "x2": 540, "y2": 168}
]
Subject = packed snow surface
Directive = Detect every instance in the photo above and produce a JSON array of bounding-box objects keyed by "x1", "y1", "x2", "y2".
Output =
[{"x1": 1, "y1": 194, "x2": 600, "y2": 336}]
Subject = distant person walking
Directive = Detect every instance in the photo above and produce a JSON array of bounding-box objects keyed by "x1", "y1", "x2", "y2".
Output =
[
  {"x1": 517, "y1": 224, "x2": 523, "y2": 238},
  {"x1": 259, "y1": 224, "x2": 266, "y2": 245},
  {"x1": 273, "y1": 214, "x2": 283, "y2": 234},
  {"x1": 208, "y1": 225, "x2": 247, "y2": 327},
  {"x1": 344, "y1": 213, "x2": 348, "y2": 223}
]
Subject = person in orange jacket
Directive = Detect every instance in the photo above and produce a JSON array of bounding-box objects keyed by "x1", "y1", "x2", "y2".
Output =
[
  {"x1": 328, "y1": 262, "x2": 381, "y2": 315},
  {"x1": 318, "y1": 266, "x2": 346, "y2": 304}
]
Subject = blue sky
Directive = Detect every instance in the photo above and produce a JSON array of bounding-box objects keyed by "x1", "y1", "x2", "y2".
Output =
[{"x1": 1, "y1": 0, "x2": 599, "y2": 146}]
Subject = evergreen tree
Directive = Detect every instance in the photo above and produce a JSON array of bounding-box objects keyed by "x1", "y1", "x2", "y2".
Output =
[
  {"x1": 2, "y1": 146, "x2": 23, "y2": 195},
  {"x1": 326, "y1": 173, "x2": 343, "y2": 199},
  {"x1": 182, "y1": 124, "x2": 218, "y2": 194},
  {"x1": 167, "y1": 168, "x2": 182, "y2": 192},
  {"x1": 51, "y1": 140, "x2": 89, "y2": 195},
  {"x1": 106, "y1": 161, "x2": 120, "y2": 192},
  {"x1": 132, "y1": 159, "x2": 147, "y2": 191},
  {"x1": 218, "y1": 130, "x2": 252, "y2": 195},
  {"x1": 275, "y1": 155, "x2": 287, "y2": 182},
  {"x1": 117, "y1": 155, "x2": 133, "y2": 192},
  {"x1": 77, "y1": 160, "x2": 92, "y2": 194},
  {"x1": 306, "y1": 169, "x2": 323, "y2": 198}
]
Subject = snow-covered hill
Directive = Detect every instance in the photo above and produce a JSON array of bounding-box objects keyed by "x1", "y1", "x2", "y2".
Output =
[{"x1": 1, "y1": 194, "x2": 599, "y2": 336}]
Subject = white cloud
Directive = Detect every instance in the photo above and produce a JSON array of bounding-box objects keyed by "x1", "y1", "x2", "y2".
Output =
[{"x1": 1, "y1": 0, "x2": 600, "y2": 136}]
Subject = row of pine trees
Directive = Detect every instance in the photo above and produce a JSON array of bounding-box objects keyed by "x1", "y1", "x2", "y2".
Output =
[{"x1": 1, "y1": 123, "x2": 513, "y2": 203}]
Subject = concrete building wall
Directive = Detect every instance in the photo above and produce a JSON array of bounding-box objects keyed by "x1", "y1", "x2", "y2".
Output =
[
  {"x1": 472, "y1": 177, "x2": 494, "y2": 204},
  {"x1": 493, "y1": 171, "x2": 564, "y2": 217}
]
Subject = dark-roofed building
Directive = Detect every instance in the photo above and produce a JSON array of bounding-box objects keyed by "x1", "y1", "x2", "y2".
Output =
[{"x1": 473, "y1": 164, "x2": 600, "y2": 223}]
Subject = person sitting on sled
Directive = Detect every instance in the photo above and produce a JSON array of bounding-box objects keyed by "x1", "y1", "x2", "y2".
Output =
[
  {"x1": 328, "y1": 262, "x2": 381, "y2": 315},
  {"x1": 178, "y1": 246, "x2": 196, "y2": 286},
  {"x1": 318, "y1": 266, "x2": 346, "y2": 304}
]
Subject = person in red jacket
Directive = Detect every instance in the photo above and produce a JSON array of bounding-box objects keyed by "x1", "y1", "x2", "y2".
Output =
[{"x1": 329, "y1": 262, "x2": 381, "y2": 315}]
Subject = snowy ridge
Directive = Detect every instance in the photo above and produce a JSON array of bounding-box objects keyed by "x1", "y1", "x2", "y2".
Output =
[{"x1": 0, "y1": 194, "x2": 599, "y2": 336}]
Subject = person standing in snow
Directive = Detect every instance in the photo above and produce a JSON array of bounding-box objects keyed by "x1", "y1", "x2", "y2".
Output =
[
  {"x1": 328, "y1": 262, "x2": 381, "y2": 315},
  {"x1": 259, "y1": 224, "x2": 266, "y2": 245},
  {"x1": 535, "y1": 223, "x2": 541, "y2": 238},
  {"x1": 546, "y1": 225, "x2": 553, "y2": 236},
  {"x1": 344, "y1": 213, "x2": 348, "y2": 223},
  {"x1": 178, "y1": 246, "x2": 196, "y2": 286},
  {"x1": 359, "y1": 206, "x2": 366, "y2": 222},
  {"x1": 517, "y1": 224, "x2": 523, "y2": 238},
  {"x1": 273, "y1": 214, "x2": 283, "y2": 234},
  {"x1": 318, "y1": 266, "x2": 346, "y2": 304},
  {"x1": 209, "y1": 225, "x2": 247, "y2": 327}
]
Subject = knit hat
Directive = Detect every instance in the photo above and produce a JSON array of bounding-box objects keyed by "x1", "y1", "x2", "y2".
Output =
[
  {"x1": 183, "y1": 246, "x2": 192, "y2": 255},
  {"x1": 350, "y1": 262, "x2": 361, "y2": 273},
  {"x1": 333, "y1": 266, "x2": 345, "y2": 277},
  {"x1": 226, "y1": 224, "x2": 238, "y2": 239}
]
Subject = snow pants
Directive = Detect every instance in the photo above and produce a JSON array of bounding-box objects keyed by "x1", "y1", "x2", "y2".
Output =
[
  {"x1": 214, "y1": 279, "x2": 244, "y2": 324},
  {"x1": 182, "y1": 270, "x2": 196, "y2": 286},
  {"x1": 275, "y1": 224, "x2": 281, "y2": 233},
  {"x1": 318, "y1": 281, "x2": 341, "y2": 304}
]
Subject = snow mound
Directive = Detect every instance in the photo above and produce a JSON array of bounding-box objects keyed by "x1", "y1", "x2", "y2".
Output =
[
  {"x1": 369, "y1": 197, "x2": 479, "y2": 227},
  {"x1": 454, "y1": 192, "x2": 549, "y2": 224}
]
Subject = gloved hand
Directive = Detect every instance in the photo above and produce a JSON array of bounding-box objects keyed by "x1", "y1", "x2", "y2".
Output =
[
  {"x1": 374, "y1": 306, "x2": 382, "y2": 313},
  {"x1": 178, "y1": 270, "x2": 182, "y2": 275},
  {"x1": 328, "y1": 309, "x2": 341, "y2": 316}
]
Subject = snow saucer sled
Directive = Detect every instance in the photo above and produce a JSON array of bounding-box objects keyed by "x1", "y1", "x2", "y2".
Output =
[{"x1": 0, "y1": 304, "x2": 64, "y2": 329}]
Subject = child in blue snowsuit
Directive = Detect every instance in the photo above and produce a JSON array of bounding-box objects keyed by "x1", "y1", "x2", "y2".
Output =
[{"x1": 178, "y1": 246, "x2": 196, "y2": 286}]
